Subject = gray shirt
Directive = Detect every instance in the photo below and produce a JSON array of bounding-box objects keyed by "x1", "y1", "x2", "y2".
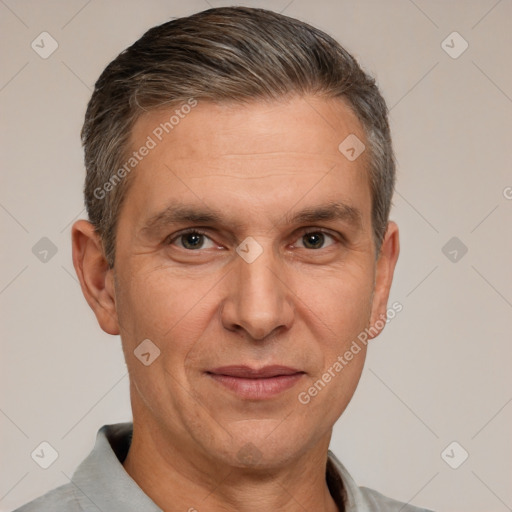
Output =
[{"x1": 12, "y1": 423, "x2": 433, "y2": 512}]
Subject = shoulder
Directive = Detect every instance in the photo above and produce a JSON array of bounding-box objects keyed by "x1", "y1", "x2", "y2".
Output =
[
  {"x1": 11, "y1": 482, "x2": 89, "y2": 512},
  {"x1": 359, "y1": 486, "x2": 435, "y2": 512}
]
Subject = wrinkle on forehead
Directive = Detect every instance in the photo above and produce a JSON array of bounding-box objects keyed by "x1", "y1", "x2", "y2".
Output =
[
  {"x1": 122, "y1": 94, "x2": 372, "y2": 231},
  {"x1": 130, "y1": 94, "x2": 366, "y2": 162}
]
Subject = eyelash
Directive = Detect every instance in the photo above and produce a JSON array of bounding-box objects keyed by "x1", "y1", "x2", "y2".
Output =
[{"x1": 165, "y1": 228, "x2": 343, "y2": 249}]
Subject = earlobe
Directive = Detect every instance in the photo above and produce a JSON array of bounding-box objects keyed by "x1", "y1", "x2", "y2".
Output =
[
  {"x1": 71, "y1": 220, "x2": 120, "y2": 335},
  {"x1": 368, "y1": 221, "x2": 400, "y2": 340}
]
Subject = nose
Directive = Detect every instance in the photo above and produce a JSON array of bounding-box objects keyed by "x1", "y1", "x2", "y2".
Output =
[{"x1": 220, "y1": 241, "x2": 294, "y2": 341}]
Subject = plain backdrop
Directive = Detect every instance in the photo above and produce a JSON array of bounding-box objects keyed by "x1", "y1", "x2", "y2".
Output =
[{"x1": 1, "y1": 1, "x2": 511, "y2": 511}]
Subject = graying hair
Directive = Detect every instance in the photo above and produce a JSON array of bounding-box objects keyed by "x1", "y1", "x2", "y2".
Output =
[{"x1": 82, "y1": 6, "x2": 395, "y2": 267}]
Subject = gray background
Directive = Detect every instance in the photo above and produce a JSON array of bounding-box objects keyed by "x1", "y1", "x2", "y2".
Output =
[{"x1": 1, "y1": 1, "x2": 511, "y2": 510}]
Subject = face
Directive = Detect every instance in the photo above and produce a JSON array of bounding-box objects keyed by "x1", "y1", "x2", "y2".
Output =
[{"x1": 77, "y1": 94, "x2": 399, "y2": 469}]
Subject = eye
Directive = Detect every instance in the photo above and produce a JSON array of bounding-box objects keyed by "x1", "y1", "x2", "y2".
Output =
[
  {"x1": 294, "y1": 230, "x2": 337, "y2": 250},
  {"x1": 167, "y1": 229, "x2": 217, "y2": 250},
  {"x1": 166, "y1": 228, "x2": 340, "y2": 252}
]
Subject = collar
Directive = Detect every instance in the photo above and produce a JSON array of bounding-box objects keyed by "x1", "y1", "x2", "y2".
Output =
[{"x1": 72, "y1": 423, "x2": 370, "y2": 511}]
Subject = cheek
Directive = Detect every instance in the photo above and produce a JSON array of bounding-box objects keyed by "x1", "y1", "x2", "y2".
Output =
[
  {"x1": 115, "y1": 266, "x2": 218, "y2": 408},
  {"x1": 295, "y1": 277, "x2": 371, "y2": 421},
  {"x1": 116, "y1": 264, "x2": 214, "y2": 345},
  {"x1": 116, "y1": 268, "x2": 209, "y2": 422},
  {"x1": 296, "y1": 350, "x2": 367, "y2": 434},
  {"x1": 294, "y1": 262, "x2": 375, "y2": 339},
  {"x1": 291, "y1": 265, "x2": 372, "y2": 409}
]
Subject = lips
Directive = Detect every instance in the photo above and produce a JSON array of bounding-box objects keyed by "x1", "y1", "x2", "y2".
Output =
[
  {"x1": 206, "y1": 365, "x2": 305, "y2": 399},
  {"x1": 208, "y1": 365, "x2": 303, "y2": 378}
]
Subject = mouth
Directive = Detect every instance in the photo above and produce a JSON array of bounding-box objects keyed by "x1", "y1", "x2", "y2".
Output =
[{"x1": 206, "y1": 365, "x2": 305, "y2": 400}]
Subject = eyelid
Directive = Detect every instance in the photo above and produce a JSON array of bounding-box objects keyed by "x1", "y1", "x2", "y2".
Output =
[{"x1": 295, "y1": 227, "x2": 339, "y2": 238}]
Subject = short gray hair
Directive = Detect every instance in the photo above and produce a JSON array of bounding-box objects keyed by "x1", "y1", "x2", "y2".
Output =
[{"x1": 82, "y1": 6, "x2": 395, "y2": 267}]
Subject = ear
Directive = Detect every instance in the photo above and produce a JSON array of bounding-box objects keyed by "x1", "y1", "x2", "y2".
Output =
[
  {"x1": 368, "y1": 221, "x2": 400, "y2": 339},
  {"x1": 71, "y1": 220, "x2": 120, "y2": 335}
]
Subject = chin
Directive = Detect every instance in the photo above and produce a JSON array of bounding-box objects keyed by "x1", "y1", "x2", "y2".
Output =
[{"x1": 212, "y1": 420, "x2": 312, "y2": 469}]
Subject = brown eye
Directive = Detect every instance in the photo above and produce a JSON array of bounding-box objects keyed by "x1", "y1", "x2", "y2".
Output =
[
  {"x1": 168, "y1": 230, "x2": 216, "y2": 250},
  {"x1": 180, "y1": 232, "x2": 205, "y2": 249},
  {"x1": 303, "y1": 232, "x2": 324, "y2": 249},
  {"x1": 296, "y1": 231, "x2": 336, "y2": 250}
]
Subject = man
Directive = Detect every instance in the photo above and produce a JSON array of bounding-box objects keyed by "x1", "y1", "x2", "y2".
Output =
[{"x1": 14, "y1": 6, "x2": 433, "y2": 512}]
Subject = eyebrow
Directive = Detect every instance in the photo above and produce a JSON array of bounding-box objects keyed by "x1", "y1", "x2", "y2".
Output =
[
  {"x1": 140, "y1": 200, "x2": 362, "y2": 237},
  {"x1": 283, "y1": 202, "x2": 362, "y2": 228}
]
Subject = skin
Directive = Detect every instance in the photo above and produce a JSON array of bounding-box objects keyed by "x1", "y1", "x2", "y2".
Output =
[{"x1": 72, "y1": 94, "x2": 399, "y2": 512}]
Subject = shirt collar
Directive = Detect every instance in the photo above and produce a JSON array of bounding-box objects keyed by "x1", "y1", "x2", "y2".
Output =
[
  {"x1": 327, "y1": 450, "x2": 374, "y2": 512},
  {"x1": 72, "y1": 423, "x2": 161, "y2": 511},
  {"x1": 72, "y1": 423, "x2": 369, "y2": 512}
]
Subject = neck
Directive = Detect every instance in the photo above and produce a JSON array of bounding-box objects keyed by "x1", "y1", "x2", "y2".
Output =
[{"x1": 122, "y1": 418, "x2": 341, "y2": 512}]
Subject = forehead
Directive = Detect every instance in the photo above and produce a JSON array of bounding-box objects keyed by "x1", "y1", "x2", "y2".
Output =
[
  {"x1": 123, "y1": 95, "x2": 371, "y2": 224},
  {"x1": 130, "y1": 95, "x2": 366, "y2": 164}
]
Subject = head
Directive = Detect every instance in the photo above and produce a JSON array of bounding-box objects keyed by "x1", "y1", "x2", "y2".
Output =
[{"x1": 72, "y1": 6, "x2": 399, "y2": 470}]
